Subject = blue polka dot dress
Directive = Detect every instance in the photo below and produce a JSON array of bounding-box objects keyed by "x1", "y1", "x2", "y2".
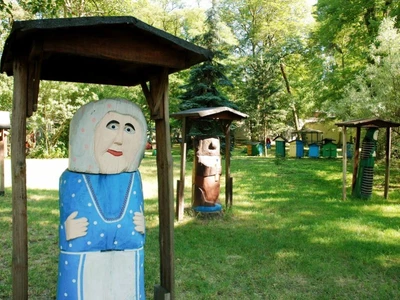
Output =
[{"x1": 57, "y1": 170, "x2": 145, "y2": 299}]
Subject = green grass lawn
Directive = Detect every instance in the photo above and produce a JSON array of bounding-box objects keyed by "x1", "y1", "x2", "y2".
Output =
[{"x1": 1, "y1": 146, "x2": 399, "y2": 299}]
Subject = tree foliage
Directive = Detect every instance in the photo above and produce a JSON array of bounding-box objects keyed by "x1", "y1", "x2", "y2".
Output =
[
  {"x1": 337, "y1": 17, "x2": 400, "y2": 121},
  {"x1": 2, "y1": 0, "x2": 399, "y2": 157},
  {"x1": 178, "y1": 0, "x2": 237, "y2": 136},
  {"x1": 311, "y1": 0, "x2": 400, "y2": 111},
  {"x1": 218, "y1": 0, "x2": 314, "y2": 140}
]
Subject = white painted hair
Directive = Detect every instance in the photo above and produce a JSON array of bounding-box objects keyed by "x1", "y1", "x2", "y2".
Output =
[{"x1": 68, "y1": 98, "x2": 147, "y2": 173}]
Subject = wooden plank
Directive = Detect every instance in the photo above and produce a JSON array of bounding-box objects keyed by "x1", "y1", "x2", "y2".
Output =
[
  {"x1": 43, "y1": 33, "x2": 187, "y2": 70},
  {"x1": 384, "y1": 127, "x2": 391, "y2": 199},
  {"x1": 342, "y1": 127, "x2": 347, "y2": 200},
  {"x1": 151, "y1": 70, "x2": 175, "y2": 298},
  {"x1": 176, "y1": 117, "x2": 187, "y2": 221},
  {"x1": 12, "y1": 56, "x2": 28, "y2": 300}
]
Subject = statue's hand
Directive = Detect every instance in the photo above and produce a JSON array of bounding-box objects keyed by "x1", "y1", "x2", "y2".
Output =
[
  {"x1": 65, "y1": 211, "x2": 89, "y2": 241},
  {"x1": 133, "y1": 211, "x2": 145, "y2": 234}
]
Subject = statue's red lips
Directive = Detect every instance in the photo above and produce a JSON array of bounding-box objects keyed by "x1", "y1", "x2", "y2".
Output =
[{"x1": 107, "y1": 149, "x2": 123, "y2": 157}]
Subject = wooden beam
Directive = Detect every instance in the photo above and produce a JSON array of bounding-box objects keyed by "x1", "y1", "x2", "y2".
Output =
[
  {"x1": 384, "y1": 127, "x2": 391, "y2": 199},
  {"x1": 12, "y1": 56, "x2": 28, "y2": 300},
  {"x1": 141, "y1": 69, "x2": 168, "y2": 120},
  {"x1": 223, "y1": 121, "x2": 232, "y2": 207},
  {"x1": 151, "y1": 70, "x2": 175, "y2": 298},
  {"x1": 176, "y1": 117, "x2": 187, "y2": 221},
  {"x1": 27, "y1": 40, "x2": 43, "y2": 116},
  {"x1": 352, "y1": 127, "x2": 361, "y2": 195},
  {"x1": 43, "y1": 33, "x2": 187, "y2": 70},
  {"x1": 341, "y1": 127, "x2": 347, "y2": 200}
]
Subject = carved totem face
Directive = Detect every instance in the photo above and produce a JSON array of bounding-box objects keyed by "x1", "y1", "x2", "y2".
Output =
[
  {"x1": 68, "y1": 98, "x2": 147, "y2": 174},
  {"x1": 94, "y1": 111, "x2": 145, "y2": 174}
]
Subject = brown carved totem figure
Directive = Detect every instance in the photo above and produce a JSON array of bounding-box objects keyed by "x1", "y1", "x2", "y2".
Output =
[{"x1": 192, "y1": 136, "x2": 222, "y2": 212}]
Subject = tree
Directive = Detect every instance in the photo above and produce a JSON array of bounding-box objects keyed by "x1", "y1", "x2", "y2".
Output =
[
  {"x1": 310, "y1": 0, "x2": 399, "y2": 112},
  {"x1": 219, "y1": 0, "x2": 314, "y2": 140},
  {"x1": 333, "y1": 17, "x2": 400, "y2": 158},
  {"x1": 337, "y1": 17, "x2": 400, "y2": 121},
  {"x1": 178, "y1": 0, "x2": 237, "y2": 136},
  {"x1": 27, "y1": 82, "x2": 98, "y2": 157}
]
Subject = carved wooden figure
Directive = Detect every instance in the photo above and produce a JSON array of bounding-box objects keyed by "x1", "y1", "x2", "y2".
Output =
[
  {"x1": 353, "y1": 128, "x2": 379, "y2": 199},
  {"x1": 57, "y1": 99, "x2": 147, "y2": 299},
  {"x1": 192, "y1": 136, "x2": 222, "y2": 212}
]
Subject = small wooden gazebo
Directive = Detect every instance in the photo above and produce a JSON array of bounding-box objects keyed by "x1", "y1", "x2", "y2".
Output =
[
  {"x1": 336, "y1": 118, "x2": 400, "y2": 200},
  {"x1": 171, "y1": 106, "x2": 248, "y2": 221},
  {"x1": 0, "y1": 16, "x2": 212, "y2": 299}
]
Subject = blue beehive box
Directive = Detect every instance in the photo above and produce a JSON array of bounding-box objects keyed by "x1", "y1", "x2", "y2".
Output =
[
  {"x1": 289, "y1": 139, "x2": 304, "y2": 158},
  {"x1": 308, "y1": 143, "x2": 320, "y2": 158}
]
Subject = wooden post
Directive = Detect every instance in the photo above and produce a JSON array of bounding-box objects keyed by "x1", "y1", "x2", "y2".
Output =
[
  {"x1": 224, "y1": 121, "x2": 232, "y2": 207},
  {"x1": 384, "y1": 127, "x2": 391, "y2": 199},
  {"x1": 12, "y1": 56, "x2": 28, "y2": 300},
  {"x1": 341, "y1": 126, "x2": 347, "y2": 200},
  {"x1": 176, "y1": 117, "x2": 187, "y2": 221},
  {"x1": 176, "y1": 179, "x2": 181, "y2": 218},
  {"x1": 352, "y1": 127, "x2": 361, "y2": 195},
  {"x1": 0, "y1": 129, "x2": 5, "y2": 196},
  {"x1": 228, "y1": 177, "x2": 233, "y2": 207},
  {"x1": 149, "y1": 71, "x2": 175, "y2": 299}
]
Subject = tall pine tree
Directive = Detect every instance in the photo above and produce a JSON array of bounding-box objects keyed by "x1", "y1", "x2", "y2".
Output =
[{"x1": 178, "y1": 0, "x2": 237, "y2": 136}]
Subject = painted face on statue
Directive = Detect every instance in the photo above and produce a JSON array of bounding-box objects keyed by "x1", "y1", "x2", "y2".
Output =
[{"x1": 94, "y1": 111, "x2": 144, "y2": 173}]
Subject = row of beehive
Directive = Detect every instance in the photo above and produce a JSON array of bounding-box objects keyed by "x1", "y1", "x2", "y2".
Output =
[
  {"x1": 248, "y1": 139, "x2": 354, "y2": 158},
  {"x1": 277, "y1": 138, "x2": 354, "y2": 158}
]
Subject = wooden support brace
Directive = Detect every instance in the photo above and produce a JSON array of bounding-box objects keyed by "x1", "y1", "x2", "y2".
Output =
[
  {"x1": 141, "y1": 69, "x2": 169, "y2": 120},
  {"x1": 27, "y1": 40, "x2": 43, "y2": 117}
]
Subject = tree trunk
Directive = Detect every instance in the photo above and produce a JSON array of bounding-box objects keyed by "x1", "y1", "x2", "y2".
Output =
[{"x1": 280, "y1": 62, "x2": 300, "y2": 131}]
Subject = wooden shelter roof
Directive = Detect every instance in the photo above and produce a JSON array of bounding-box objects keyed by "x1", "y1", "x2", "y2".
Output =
[
  {"x1": 292, "y1": 128, "x2": 323, "y2": 133},
  {"x1": 0, "y1": 16, "x2": 213, "y2": 86},
  {"x1": 171, "y1": 106, "x2": 248, "y2": 120},
  {"x1": 335, "y1": 118, "x2": 400, "y2": 128}
]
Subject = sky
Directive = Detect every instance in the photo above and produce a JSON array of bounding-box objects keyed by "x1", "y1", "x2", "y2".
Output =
[{"x1": 182, "y1": 0, "x2": 212, "y2": 10}]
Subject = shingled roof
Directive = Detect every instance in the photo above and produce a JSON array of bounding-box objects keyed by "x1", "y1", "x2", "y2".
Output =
[{"x1": 171, "y1": 106, "x2": 248, "y2": 121}]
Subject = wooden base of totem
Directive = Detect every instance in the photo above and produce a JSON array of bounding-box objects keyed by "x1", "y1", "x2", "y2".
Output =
[
  {"x1": 154, "y1": 284, "x2": 171, "y2": 300},
  {"x1": 192, "y1": 209, "x2": 223, "y2": 219}
]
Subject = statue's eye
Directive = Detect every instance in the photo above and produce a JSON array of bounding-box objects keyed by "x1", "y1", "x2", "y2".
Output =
[
  {"x1": 106, "y1": 120, "x2": 120, "y2": 130},
  {"x1": 124, "y1": 123, "x2": 135, "y2": 134}
]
